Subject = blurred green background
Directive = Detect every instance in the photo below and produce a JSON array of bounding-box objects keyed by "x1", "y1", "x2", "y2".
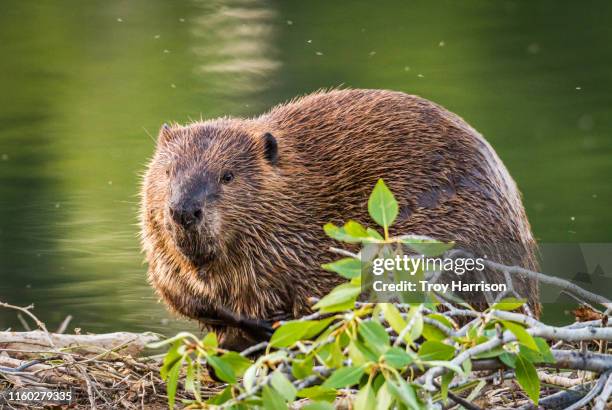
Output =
[{"x1": 1, "y1": 0, "x2": 611, "y2": 333}]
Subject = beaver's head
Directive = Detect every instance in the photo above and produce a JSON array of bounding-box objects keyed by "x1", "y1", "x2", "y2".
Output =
[{"x1": 147, "y1": 121, "x2": 280, "y2": 267}]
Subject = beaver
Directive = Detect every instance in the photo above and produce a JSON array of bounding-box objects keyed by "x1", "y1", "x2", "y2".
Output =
[{"x1": 140, "y1": 89, "x2": 539, "y2": 350}]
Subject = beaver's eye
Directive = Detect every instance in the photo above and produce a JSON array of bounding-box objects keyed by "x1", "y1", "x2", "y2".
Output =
[
  {"x1": 165, "y1": 169, "x2": 170, "y2": 177},
  {"x1": 221, "y1": 171, "x2": 234, "y2": 184}
]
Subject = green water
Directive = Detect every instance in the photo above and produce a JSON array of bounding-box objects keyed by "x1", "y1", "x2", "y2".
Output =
[{"x1": 1, "y1": 1, "x2": 611, "y2": 334}]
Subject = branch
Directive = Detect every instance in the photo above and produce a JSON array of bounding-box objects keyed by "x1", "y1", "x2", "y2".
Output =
[
  {"x1": 471, "y1": 350, "x2": 612, "y2": 373},
  {"x1": 0, "y1": 331, "x2": 160, "y2": 358},
  {"x1": 0, "y1": 301, "x2": 55, "y2": 347},
  {"x1": 593, "y1": 371, "x2": 612, "y2": 410},
  {"x1": 449, "y1": 250, "x2": 612, "y2": 310}
]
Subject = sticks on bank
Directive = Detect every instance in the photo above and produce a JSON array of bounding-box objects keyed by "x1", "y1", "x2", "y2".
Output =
[{"x1": 0, "y1": 300, "x2": 200, "y2": 409}]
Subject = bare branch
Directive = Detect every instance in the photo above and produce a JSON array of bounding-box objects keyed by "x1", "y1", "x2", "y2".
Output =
[
  {"x1": 449, "y1": 249, "x2": 612, "y2": 310},
  {"x1": 593, "y1": 371, "x2": 612, "y2": 410},
  {"x1": 0, "y1": 301, "x2": 54, "y2": 348}
]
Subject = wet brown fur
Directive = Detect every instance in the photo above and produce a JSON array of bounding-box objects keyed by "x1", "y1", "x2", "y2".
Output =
[{"x1": 140, "y1": 89, "x2": 540, "y2": 349}]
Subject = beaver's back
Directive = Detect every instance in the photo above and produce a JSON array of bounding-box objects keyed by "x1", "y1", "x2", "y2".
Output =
[{"x1": 263, "y1": 90, "x2": 532, "y2": 246}]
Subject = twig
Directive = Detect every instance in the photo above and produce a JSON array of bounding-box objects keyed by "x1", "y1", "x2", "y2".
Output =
[
  {"x1": 537, "y1": 371, "x2": 589, "y2": 388},
  {"x1": 17, "y1": 313, "x2": 31, "y2": 331},
  {"x1": 329, "y1": 247, "x2": 359, "y2": 259},
  {"x1": 56, "y1": 315, "x2": 73, "y2": 334},
  {"x1": 0, "y1": 301, "x2": 54, "y2": 347},
  {"x1": 593, "y1": 371, "x2": 612, "y2": 410},
  {"x1": 240, "y1": 341, "x2": 268, "y2": 357},
  {"x1": 472, "y1": 350, "x2": 612, "y2": 373},
  {"x1": 561, "y1": 290, "x2": 602, "y2": 314},
  {"x1": 422, "y1": 317, "x2": 457, "y2": 337}
]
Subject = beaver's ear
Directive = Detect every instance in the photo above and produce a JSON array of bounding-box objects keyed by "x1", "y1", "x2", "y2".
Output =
[
  {"x1": 157, "y1": 123, "x2": 174, "y2": 145},
  {"x1": 263, "y1": 132, "x2": 278, "y2": 165}
]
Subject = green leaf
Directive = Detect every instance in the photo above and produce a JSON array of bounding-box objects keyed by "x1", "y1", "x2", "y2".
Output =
[
  {"x1": 313, "y1": 283, "x2": 361, "y2": 312},
  {"x1": 304, "y1": 318, "x2": 335, "y2": 340},
  {"x1": 518, "y1": 339, "x2": 555, "y2": 365},
  {"x1": 202, "y1": 332, "x2": 218, "y2": 349},
  {"x1": 386, "y1": 375, "x2": 420, "y2": 409},
  {"x1": 367, "y1": 228, "x2": 384, "y2": 240},
  {"x1": 324, "y1": 222, "x2": 368, "y2": 244},
  {"x1": 166, "y1": 359, "x2": 182, "y2": 410},
  {"x1": 518, "y1": 344, "x2": 543, "y2": 363},
  {"x1": 297, "y1": 386, "x2": 337, "y2": 402},
  {"x1": 302, "y1": 402, "x2": 335, "y2": 410},
  {"x1": 271, "y1": 370, "x2": 297, "y2": 402},
  {"x1": 418, "y1": 341, "x2": 455, "y2": 361},
  {"x1": 206, "y1": 386, "x2": 233, "y2": 405},
  {"x1": 501, "y1": 320, "x2": 539, "y2": 352},
  {"x1": 344, "y1": 220, "x2": 369, "y2": 238},
  {"x1": 243, "y1": 364, "x2": 258, "y2": 391},
  {"x1": 322, "y1": 257, "x2": 362, "y2": 279},
  {"x1": 184, "y1": 358, "x2": 195, "y2": 392},
  {"x1": 534, "y1": 337, "x2": 555, "y2": 363},
  {"x1": 515, "y1": 353, "x2": 540, "y2": 405},
  {"x1": 422, "y1": 312, "x2": 454, "y2": 342},
  {"x1": 311, "y1": 319, "x2": 340, "y2": 341},
  {"x1": 462, "y1": 358, "x2": 472, "y2": 374},
  {"x1": 348, "y1": 340, "x2": 375, "y2": 366},
  {"x1": 368, "y1": 179, "x2": 399, "y2": 231},
  {"x1": 472, "y1": 346, "x2": 506, "y2": 359},
  {"x1": 403, "y1": 306, "x2": 424, "y2": 344},
  {"x1": 380, "y1": 303, "x2": 407, "y2": 337},
  {"x1": 425, "y1": 313, "x2": 454, "y2": 329},
  {"x1": 422, "y1": 323, "x2": 447, "y2": 341},
  {"x1": 382, "y1": 347, "x2": 413, "y2": 368},
  {"x1": 499, "y1": 352, "x2": 517, "y2": 368},
  {"x1": 383, "y1": 305, "x2": 423, "y2": 345},
  {"x1": 376, "y1": 381, "x2": 394, "y2": 410},
  {"x1": 401, "y1": 238, "x2": 454, "y2": 257},
  {"x1": 323, "y1": 366, "x2": 365, "y2": 388},
  {"x1": 320, "y1": 341, "x2": 345, "y2": 368},
  {"x1": 292, "y1": 356, "x2": 314, "y2": 379},
  {"x1": 358, "y1": 320, "x2": 390, "y2": 355},
  {"x1": 207, "y1": 355, "x2": 237, "y2": 384},
  {"x1": 262, "y1": 385, "x2": 288, "y2": 410},
  {"x1": 491, "y1": 298, "x2": 526, "y2": 311},
  {"x1": 439, "y1": 371, "x2": 453, "y2": 403},
  {"x1": 270, "y1": 317, "x2": 336, "y2": 348},
  {"x1": 354, "y1": 382, "x2": 376, "y2": 410},
  {"x1": 219, "y1": 352, "x2": 252, "y2": 377},
  {"x1": 269, "y1": 321, "x2": 309, "y2": 347},
  {"x1": 160, "y1": 340, "x2": 183, "y2": 380}
]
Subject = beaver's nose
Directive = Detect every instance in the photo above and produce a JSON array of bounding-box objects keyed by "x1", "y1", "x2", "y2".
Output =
[{"x1": 169, "y1": 205, "x2": 203, "y2": 229}]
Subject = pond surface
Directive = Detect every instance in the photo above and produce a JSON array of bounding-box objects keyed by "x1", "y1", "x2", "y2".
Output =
[{"x1": 1, "y1": 0, "x2": 611, "y2": 334}]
